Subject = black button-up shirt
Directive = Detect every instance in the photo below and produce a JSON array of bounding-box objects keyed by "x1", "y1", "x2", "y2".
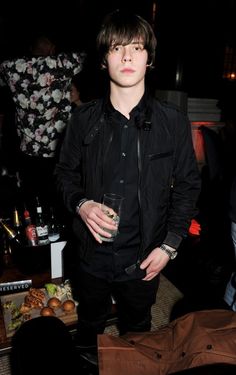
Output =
[{"x1": 81, "y1": 99, "x2": 146, "y2": 281}]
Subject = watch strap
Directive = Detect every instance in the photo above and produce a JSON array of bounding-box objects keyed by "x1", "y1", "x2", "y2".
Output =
[{"x1": 160, "y1": 244, "x2": 177, "y2": 260}]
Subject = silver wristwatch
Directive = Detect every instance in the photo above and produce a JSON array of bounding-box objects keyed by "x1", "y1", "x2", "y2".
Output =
[{"x1": 160, "y1": 244, "x2": 178, "y2": 260}]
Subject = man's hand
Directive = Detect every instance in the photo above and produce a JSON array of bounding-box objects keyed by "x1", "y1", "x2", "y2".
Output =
[
  {"x1": 78, "y1": 200, "x2": 118, "y2": 243},
  {"x1": 140, "y1": 247, "x2": 170, "y2": 281}
]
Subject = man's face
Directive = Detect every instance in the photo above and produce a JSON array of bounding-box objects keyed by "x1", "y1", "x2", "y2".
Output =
[
  {"x1": 106, "y1": 39, "x2": 148, "y2": 89},
  {"x1": 70, "y1": 83, "x2": 80, "y2": 104}
]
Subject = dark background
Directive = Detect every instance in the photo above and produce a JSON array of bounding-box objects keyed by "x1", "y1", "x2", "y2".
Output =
[{"x1": 0, "y1": 0, "x2": 235, "y2": 100}]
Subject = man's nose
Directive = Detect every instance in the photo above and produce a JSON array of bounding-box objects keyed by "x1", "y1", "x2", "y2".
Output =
[{"x1": 122, "y1": 47, "x2": 132, "y2": 62}]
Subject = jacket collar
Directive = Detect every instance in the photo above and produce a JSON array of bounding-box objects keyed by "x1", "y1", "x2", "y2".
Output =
[{"x1": 104, "y1": 89, "x2": 152, "y2": 128}]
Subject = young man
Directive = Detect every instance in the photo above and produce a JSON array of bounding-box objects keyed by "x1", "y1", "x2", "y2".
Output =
[{"x1": 55, "y1": 9, "x2": 201, "y2": 357}]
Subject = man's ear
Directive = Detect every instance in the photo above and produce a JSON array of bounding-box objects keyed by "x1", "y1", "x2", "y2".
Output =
[
  {"x1": 101, "y1": 58, "x2": 108, "y2": 70},
  {"x1": 147, "y1": 62, "x2": 155, "y2": 70}
]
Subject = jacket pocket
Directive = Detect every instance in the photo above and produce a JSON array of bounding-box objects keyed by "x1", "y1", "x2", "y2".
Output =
[
  {"x1": 148, "y1": 150, "x2": 173, "y2": 160},
  {"x1": 145, "y1": 150, "x2": 174, "y2": 190}
]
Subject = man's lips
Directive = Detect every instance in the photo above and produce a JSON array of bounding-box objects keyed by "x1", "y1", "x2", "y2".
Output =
[{"x1": 120, "y1": 68, "x2": 135, "y2": 73}]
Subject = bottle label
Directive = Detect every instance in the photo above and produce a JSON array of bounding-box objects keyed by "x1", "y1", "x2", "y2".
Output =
[
  {"x1": 25, "y1": 225, "x2": 38, "y2": 246},
  {"x1": 36, "y1": 225, "x2": 49, "y2": 245}
]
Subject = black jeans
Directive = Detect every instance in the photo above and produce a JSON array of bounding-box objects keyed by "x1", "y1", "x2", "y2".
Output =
[{"x1": 76, "y1": 267, "x2": 160, "y2": 347}]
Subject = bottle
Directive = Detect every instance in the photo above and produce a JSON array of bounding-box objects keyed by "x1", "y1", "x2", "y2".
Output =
[
  {"x1": 48, "y1": 207, "x2": 60, "y2": 242},
  {"x1": 0, "y1": 219, "x2": 22, "y2": 245},
  {"x1": 2, "y1": 232, "x2": 12, "y2": 267},
  {"x1": 0, "y1": 233, "x2": 5, "y2": 275},
  {"x1": 24, "y1": 208, "x2": 38, "y2": 246},
  {"x1": 13, "y1": 207, "x2": 25, "y2": 244},
  {"x1": 35, "y1": 197, "x2": 49, "y2": 245}
]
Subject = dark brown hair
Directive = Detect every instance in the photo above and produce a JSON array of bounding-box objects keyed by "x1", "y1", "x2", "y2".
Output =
[{"x1": 96, "y1": 9, "x2": 157, "y2": 67}]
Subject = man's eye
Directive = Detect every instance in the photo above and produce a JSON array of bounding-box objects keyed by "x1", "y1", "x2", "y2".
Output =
[
  {"x1": 134, "y1": 45, "x2": 144, "y2": 51},
  {"x1": 110, "y1": 45, "x2": 122, "y2": 52}
]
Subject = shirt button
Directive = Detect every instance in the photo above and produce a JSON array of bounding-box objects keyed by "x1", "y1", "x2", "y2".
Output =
[
  {"x1": 124, "y1": 125, "x2": 128, "y2": 129},
  {"x1": 120, "y1": 179, "x2": 124, "y2": 184},
  {"x1": 122, "y1": 152, "x2": 126, "y2": 157}
]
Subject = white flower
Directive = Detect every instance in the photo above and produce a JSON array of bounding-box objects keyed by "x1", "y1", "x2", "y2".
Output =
[
  {"x1": 24, "y1": 127, "x2": 34, "y2": 140},
  {"x1": 42, "y1": 92, "x2": 51, "y2": 101},
  {"x1": 41, "y1": 135, "x2": 49, "y2": 144},
  {"x1": 27, "y1": 64, "x2": 33, "y2": 75},
  {"x1": 45, "y1": 57, "x2": 57, "y2": 69},
  {"x1": 33, "y1": 143, "x2": 40, "y2": 153},
  {"x1": 12, "y1": 72, "x2": 21, "y2": 82},
  {"x1": 3, "y1": 60, "x2": 14, "y2": 68},
  {"x1": 54, "y1": 120, "x2": 66, "y2": 133},
  {"x1": 46, "y1": 125, "x2": 54, "y2": 134},
  {"x1": 15, "y1": 59, "x2": 27, "y2": 73},
  {"x1": 30, "y1": 102, "x2": 36, "y2": 109},
  {"x1": 52, "y1": 89, "x2": 63, "y2": 103},
  {"x1": 45, "y1": 107, "x2": 57, "y2": 120},
  {"x1": 65, "y1": 104, "x2": 72, "y2": 113},
  {"x1": 18, "y1": 94, "x2": 29, "y2": 109},
  {"x1": 28, "y1": 114, "x2": 36, "y2": 125},
  {"x1": 37, "y1": 103, "x2": 44, "y2": 112},
  {"x1": 21, "y1": 79, "x2": 30, "y2": 89},
  {"x1": 29, "y1": 92, "x2": 40, "y2": 109},
  {"x1": 49, "y1": 139, "x2": 57, "y2": 151},
  {"x1": 9, "y1": 73, "x2": 21, "y2": 92},
  {"x1": 35, "y1": 126, "x2": 44, "y2": 139},
  {"x1": 38, "y1": 73, "x2": 53, "y2": 87}
]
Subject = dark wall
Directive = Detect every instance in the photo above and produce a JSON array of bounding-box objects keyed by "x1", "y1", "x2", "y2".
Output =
[
  {"x1": 0, "y1": 0, "x2": 235, "y2": 99},
  {"x1": 0, "y1": 0, "x2": 154, "y2": 58},
  {"x1": 154, "y1": 0, "x2": 233, "y2": 98}
]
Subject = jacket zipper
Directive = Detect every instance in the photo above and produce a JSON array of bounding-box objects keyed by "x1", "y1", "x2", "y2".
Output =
[{"x1": 137, "y1": 127, "x2": 144, "y2": 263}]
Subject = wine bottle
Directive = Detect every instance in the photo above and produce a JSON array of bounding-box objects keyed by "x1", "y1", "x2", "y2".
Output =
[
  {"x1": 35, "y1": 197, "x2": 49, "y2": 245},
  {"x1": 48, "y1": 207, "x2": 60, "y2": 242},
  {"x1": 0, "y1": 219, "x2": 21, "y2": 245},
  {"x1": 24, "y1": 208, "x2": 38, "y2": 246}
]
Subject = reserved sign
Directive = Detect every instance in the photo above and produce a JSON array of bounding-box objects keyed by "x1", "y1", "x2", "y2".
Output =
[{"x1": 0, "y1": 280, "x2": 32, "y2": 294}]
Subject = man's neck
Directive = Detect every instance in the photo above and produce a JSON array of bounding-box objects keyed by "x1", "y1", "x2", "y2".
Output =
[{"x1": 110, "y1": 84, "x2": 145, "y2": 119}]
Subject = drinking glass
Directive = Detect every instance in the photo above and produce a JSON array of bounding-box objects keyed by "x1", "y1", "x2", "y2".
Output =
[{"x1": 99, "y1": 193, "x2": 124, "y2": 242}]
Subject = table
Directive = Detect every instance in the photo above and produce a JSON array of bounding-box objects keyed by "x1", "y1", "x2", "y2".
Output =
[
  {"x1": 0, "y1": 241, "x2": 67, "y2": 354},
  {"x1": 0, "y1": 241, "x2": 118, "y2": 355}
]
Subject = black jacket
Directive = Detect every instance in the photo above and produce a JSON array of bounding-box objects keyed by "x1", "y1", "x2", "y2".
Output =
[
  {"x1": 229, "y1": 176, "x2": 236, "y2": 223},
  {"x1": 55, "y1": 94, "x2": 201, "y2": 261}
]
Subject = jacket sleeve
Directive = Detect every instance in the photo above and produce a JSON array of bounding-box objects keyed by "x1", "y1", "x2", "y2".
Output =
[
  {"x1": 164, "y1": 110, "x2": 201, "y2": 248},
  {"x1": 54, "y1": 111, "x2": 86, "y2": 214}
]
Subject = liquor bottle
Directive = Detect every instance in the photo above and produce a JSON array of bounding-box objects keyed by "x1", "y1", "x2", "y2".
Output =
[
  {"x1": 0, "y1": 219, "x2": 21, "y2": 245},
  {"x1": 48, "y1": 207, "x2": 60, "y2": 242},
  {"x1": 35, "y1": 197, "x2": 49, "y2": 245},
  {"x1": 24, "y1": 208, "x2": 38, "y2": 246}
]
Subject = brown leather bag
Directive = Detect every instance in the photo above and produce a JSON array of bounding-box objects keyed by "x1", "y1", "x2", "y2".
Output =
[{"x1": 98, "y1": 309, "x2": 236, "y2": 375}]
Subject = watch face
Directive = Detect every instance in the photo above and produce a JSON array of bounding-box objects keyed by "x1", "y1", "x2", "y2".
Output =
[{"x1": 170, "y1": 251, "x2": 177, "y2": 259}]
